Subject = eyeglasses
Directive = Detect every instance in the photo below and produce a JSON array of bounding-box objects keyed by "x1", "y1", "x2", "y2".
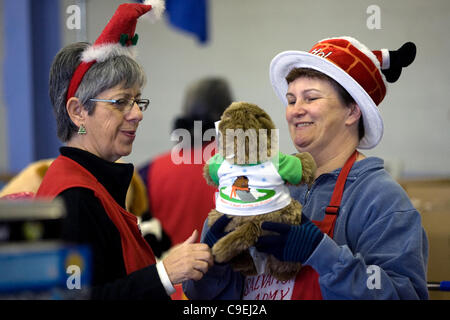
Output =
[{"x1": 89, "y1": 98, "x2": 150, "y2": 112}]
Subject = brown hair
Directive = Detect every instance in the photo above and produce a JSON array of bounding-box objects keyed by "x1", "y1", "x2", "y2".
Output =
[{"x1": 286, "y1": 67, "x2": 364, "y2": 140}]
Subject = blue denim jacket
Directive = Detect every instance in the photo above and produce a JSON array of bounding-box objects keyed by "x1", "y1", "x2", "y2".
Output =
[{"x1": 183, "y1": 157, "x2": 429, "y2": 299}]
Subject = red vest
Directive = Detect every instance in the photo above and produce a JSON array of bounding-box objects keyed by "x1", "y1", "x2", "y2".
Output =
[{"x1": 36, "y1": 155, "x2": 156, "y2": 274}]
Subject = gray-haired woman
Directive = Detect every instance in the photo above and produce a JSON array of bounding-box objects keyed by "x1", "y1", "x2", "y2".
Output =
[{"x1": 37, "y1": 2, "x2": 212, "y2": 300}]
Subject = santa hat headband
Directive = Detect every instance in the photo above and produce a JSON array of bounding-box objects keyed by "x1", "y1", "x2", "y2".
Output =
[
  {"x1": 66, "y1": 0, "x2": 165, "y2": 103},
  {"x1": 270, "y1": 36, "x2": 416, "y2": 149}
]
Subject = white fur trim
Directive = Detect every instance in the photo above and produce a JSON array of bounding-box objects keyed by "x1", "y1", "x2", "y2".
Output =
[
  {"x1": 144, "y1": 0, "x2": 166, "y2": 23},
  {"x1": 380, "y1": 48, "x2": 390, "y2": 70},
  {"x1": 81, "y1": 43, "x2": 136, "y2": 63}
]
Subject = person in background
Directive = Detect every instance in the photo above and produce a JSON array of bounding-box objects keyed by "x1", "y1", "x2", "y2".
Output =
[
  {"x1": 139, "y1": 77, "x2": 234, "y2": 246},
  {"x1": 183, "y1": 37, "x2": 428, "y2": 300},
  {"x1": 36, "y1": 2, "x2": 213, "y2": 300}
]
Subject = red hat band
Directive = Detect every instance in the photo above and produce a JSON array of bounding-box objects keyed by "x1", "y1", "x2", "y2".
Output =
[
  {"x1": 66, "y1": 60, "x2": 96, "y2": 104},
  {"x1": 308, "y1": 38, "x2": 387, "y2": 106}
]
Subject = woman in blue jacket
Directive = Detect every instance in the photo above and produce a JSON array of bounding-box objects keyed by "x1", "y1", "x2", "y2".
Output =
[{"x1": 183, "y1": 37, "x2": 428, "y2": 299}]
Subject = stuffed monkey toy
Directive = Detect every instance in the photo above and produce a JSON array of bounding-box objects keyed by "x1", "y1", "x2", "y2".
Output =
[{"x1": 204, "y1": 101, "x2": 316, "y2": 281}]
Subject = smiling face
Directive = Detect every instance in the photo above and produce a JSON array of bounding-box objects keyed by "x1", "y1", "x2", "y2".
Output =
[
  {"x1": 285, "y1": 76, "x2": 360, "y2": 159},
  {"x1": 80, "y1": 83, "x2": 143, "y2": 162}
]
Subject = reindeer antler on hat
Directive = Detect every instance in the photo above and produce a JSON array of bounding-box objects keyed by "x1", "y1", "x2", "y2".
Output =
[
  {"x1": 66, "y1": 0, "x2": 165, "y2": 103},
  {"x1": 270, "y1": 36, "x2": 417, "y2": 149}
]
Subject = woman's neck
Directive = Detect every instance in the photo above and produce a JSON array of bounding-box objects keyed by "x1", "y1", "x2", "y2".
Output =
[
  {"x1": 66, "y1": 137, "x2": 118, "y2": 163},
  {"x1": 311, "y1": 141, "x2": 364, "y2": 180}
]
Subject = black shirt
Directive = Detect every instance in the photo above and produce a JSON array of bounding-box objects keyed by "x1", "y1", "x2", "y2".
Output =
[{"x1": 58, "y1": 147, "x2": 170, "y2": 300}]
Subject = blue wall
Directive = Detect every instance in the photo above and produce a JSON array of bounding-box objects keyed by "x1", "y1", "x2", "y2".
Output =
[{"x1": 3, "y1": 0, "x2": 61, "y2": 174}]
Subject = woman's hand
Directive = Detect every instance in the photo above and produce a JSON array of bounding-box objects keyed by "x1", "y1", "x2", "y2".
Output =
[
  {"x1": 203, "y1": 215, "x2": 232, "y2": 248},
  {"x1": 255, "y1": 215, "x2": 324, "y2": 264},
  {"x1": 162, "y1": 230, "x2": 214, "y2": 284}
]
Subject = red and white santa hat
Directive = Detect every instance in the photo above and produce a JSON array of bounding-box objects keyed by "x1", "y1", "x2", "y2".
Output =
[
  {"x1": 270, "y1": 36, "x2": 415, "y2": 149},
  {"x1": 66, "y1": 0, "x2": 165, "y2": 103}
]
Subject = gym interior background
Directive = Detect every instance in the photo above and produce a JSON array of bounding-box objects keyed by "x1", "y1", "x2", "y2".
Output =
[{"x1": 0, "y1": 0, "x2": 449, "y2": 299}]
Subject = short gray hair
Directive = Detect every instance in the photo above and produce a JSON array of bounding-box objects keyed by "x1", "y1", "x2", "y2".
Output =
[{"x1": 49, "y1": 42, "x2": 147, "y2": 142}]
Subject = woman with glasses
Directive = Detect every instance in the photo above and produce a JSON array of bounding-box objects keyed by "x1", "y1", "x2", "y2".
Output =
[{"x1": 36, "y1": 3, "x2": 213, "y2": 300}]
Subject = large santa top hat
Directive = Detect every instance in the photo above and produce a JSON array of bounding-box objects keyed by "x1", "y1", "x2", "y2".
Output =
[
  {"x1": 270, "y1": 36, "x2": 416, "y2": 149},
  {"x1": 66, "y1": 0, "x2": 165, "y2": 102}
]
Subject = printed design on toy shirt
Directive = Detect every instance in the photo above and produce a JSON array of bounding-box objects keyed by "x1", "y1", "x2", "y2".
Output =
[{"x1": 220, "y1": 175, "x2": 276, "y2": 204}]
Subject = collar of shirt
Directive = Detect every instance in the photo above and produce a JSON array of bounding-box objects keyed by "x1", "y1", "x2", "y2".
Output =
[{"x1": 60, "y1": 146, "x2": 133, "y2": 208}]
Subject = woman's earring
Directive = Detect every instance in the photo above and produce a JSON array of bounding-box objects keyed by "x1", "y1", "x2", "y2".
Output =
[{"x1": 78, "y1": 124, "x2": 87, "y2": 135}]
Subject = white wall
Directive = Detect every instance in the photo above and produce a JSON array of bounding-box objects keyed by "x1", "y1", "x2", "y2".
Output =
[{"x1": 3, "y1": 0, "x2": 449, "y2": 178}]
